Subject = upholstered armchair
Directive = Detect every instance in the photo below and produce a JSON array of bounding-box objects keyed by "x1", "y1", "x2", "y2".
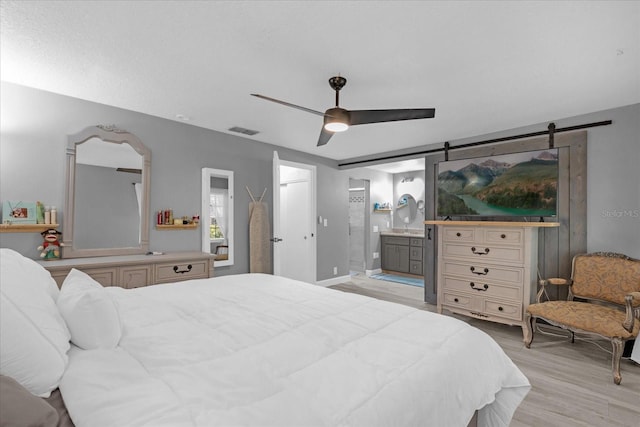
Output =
[{"x1": 523, "y1": 252, "x2": 640, "y2": 385}]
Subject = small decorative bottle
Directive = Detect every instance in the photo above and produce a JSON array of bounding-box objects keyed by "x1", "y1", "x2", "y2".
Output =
[
  {"x1": 50, "y1": 206, "x2": 57, "y2": 225},
  {"x1": 44, "y1": 206, "x2": 51, "y2": 225}
]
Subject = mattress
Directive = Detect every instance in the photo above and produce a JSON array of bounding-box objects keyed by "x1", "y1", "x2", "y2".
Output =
[{"x1": 59, "y1": 273, "x2": 530, "y2": 426}]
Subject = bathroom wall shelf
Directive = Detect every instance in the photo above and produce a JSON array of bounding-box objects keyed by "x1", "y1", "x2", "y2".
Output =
[
  {"x1": 155, "y1": 224, "x2": 199, "y2": 230},
  {"x1": 373, "y1": 209, "x2": 392, "y2": 213},
  {"x1": 0, "y1": 223, "x2": 60, "y2": 233}
]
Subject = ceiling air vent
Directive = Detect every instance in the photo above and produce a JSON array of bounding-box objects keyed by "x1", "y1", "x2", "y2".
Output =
[{"x1": 228, "y1": 126, "x2": 259, "y2": 136}]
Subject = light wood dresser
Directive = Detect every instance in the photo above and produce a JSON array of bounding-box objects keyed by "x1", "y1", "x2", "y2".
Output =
[
  {"x1": 38, "y1": 251, "x2": 215, "y2": 289},
  {"x1": 425, "y1": 221, "x2": 558, "y2": 330}
]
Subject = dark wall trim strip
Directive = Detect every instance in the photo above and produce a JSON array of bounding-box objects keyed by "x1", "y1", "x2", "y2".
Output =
[{"x1": 338, "y1": 120, "x2": 612, "y2": 167}]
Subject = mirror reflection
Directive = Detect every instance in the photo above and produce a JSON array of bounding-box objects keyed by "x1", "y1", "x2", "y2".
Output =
[
  {"x1": 397, "y1": 193, "x2": 418, "y2": 224},
  {"x1": 201, "y1": 168, "x2": 234, "y2": 266},
  {"x1": 74, "y1": 138, "x2": 143, "y2": 249}
]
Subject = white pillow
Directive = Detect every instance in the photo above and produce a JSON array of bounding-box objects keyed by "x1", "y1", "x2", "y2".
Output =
[
  {"x1": 0, "y1": 248, "x2": 71, "y2": 397},
  {"x1": 57, "y1": 269, "x2": 121, "y2": 350}
]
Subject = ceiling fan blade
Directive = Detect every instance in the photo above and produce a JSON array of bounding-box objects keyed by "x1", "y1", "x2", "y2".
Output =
[
  {"x1": 317, "y1": 127, "x2": 334, "y2": 146},
  {"x1": 251, "y1": 94, "x2": 325, "y2": 117},
  {"x1": 349, "y1": 108, "x2": 436, "y2": 126}
]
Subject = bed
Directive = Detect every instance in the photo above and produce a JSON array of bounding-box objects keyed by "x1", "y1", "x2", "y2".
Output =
[{"x1": 0, "y1": 248, "x2": 530, "y2": 426}]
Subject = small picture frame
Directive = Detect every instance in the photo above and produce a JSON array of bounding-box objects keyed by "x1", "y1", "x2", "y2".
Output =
[{"x1": 2, "y1": 201, "x2": 37, "y2": 224}]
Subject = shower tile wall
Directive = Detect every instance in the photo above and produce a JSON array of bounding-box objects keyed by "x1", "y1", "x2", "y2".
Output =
[{"x1": 349, "y1": 190, "x2": 365, "y2": 272}]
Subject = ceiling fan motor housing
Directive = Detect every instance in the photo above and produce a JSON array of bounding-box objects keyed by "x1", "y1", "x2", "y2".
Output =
[{"x1": 324, "y1": 107, "x2": 351, "y2": 130}]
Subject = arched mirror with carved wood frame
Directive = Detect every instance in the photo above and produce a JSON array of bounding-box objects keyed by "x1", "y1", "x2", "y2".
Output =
[{"x1": 62, "y1": 125, "x2": 151, "y2": 258}]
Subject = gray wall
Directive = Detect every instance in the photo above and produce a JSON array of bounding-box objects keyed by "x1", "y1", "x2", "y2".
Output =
[
  {"x1": 347, "y1": 103, "x2": 640, "y2": 260},
  {"x1": 454, "y1": 104, "x2": 640, "y2": 258},
  {"x1": 2, "y1": 82, "x2": 638, "y2": 283},
  {"x1": 0, "y1": 82, "x2": 347, "y2": 280}
]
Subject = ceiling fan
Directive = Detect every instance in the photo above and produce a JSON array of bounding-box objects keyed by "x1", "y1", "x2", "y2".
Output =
[{"x1": 251, "y1": 76, "x2": 436, "y2": 146}]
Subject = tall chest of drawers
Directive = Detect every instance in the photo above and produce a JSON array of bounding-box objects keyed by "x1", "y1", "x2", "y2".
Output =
[{"x1": 427, "y1": 221, "x2": 558, "y2": 330}]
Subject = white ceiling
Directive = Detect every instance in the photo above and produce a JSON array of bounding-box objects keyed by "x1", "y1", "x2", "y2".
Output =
[{"x1": 1, "y1": 1, "x2": 638, "y2": 167}]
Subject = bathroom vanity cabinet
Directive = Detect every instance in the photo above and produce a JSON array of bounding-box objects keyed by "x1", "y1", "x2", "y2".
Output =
[{"x1": 381, "y1": 234, "x2": 424, "y2": 275}]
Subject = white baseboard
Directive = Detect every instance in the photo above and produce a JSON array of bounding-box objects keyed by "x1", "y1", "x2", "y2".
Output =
[{"x1": 316, "y1": 275, "x2": 351, "y2": 287}]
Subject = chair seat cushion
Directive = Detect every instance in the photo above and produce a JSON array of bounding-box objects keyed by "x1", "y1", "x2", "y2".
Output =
[{"x1": 527, "y1": 301, "x2": 640, "y2": 339}]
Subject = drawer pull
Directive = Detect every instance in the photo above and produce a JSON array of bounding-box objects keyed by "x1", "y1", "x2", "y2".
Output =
[
  {"x1": 498, "y1": 306, "x2": 504, "y2": 311},
  {"x1": 471, "y1": 247, "x2": 490, "y2": 255},
  {"x1": 501, "y1": 234, "x2": 507, "y2": 239},
  {"x1": 454, "y1": 297, "x2": 459, "y2": 303},
  {"x1": 456, "y1": 232, "x2": 461, "y2": 237},
  {"x1": 173, "y1": 264, "x2": 193, "y2": 274},
  {"x1": 470, "y1": 266, "x2": 489, "y2": 275},
  {"x1": 469, "y1": 282, "x2": 489, "y2": 291}
]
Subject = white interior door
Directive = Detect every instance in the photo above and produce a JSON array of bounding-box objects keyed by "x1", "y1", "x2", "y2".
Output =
[
  {"x1": 272, "y1": 151, "x2": 282, "y2": 276},
  {"x1": 280, "y1": 180, "x2": 312, "y2": 282},
  {"x1": 272, "y1": 151, "x2": 316, "y2": 283}
]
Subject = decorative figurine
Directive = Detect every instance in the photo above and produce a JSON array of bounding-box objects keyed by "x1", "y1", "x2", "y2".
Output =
[{"x1": 38, "y1": 228, "x2": 64, "y2": 260}]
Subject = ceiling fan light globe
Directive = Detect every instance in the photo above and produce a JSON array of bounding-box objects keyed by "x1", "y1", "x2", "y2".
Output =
[
  {"x1": 324, "y1": 122, "x2": 349, "y2": 132},
  {"x1": 323, "y1": 107, "x2": 350, "y2": 133}
]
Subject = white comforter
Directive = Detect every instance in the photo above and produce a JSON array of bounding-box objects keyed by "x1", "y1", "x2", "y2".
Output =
[{"x1": 60, "y1": 274, "x2": 529, "y2": 427}]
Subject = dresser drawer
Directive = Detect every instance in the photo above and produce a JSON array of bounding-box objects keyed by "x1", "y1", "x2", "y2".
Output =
[
  {"x1": 442, "y1": 227, "x2": 476, "y2": 242},
  {"x1": 409, "y1": 260, "x2": 423, "y2": 275},
  {"x1": 155, "y1": 260, "x2": 209, "y2": 283},
  {"x1": 83, "y1": 268, "x2": 117, "y2": 287},
  {"x1": 483, "y1": 299, "x2": 522, "y2": 321},
  {"x1": 409, "y1": 246, "x2": 423, "y2": 261},
  {"x1": 119, "y1": 265, "x2": 152, "y2": 289},
  {"x1": 442, "y1": 261, "x2": 524, "y2": 284},
  {"x1": 410, "y1": 238, "x2": 424, "y2": 247},
  {"x1": 484, "y1": 228, "x2": 524, "y2": 245},
  {"x1": 442, "y1": 243, "x2": 524, "y2": 264},
  {"x1": 442, "y1": 292, "x2": 473, "y2": 310},
  {"x1": 382, "y1": 236, "x2": 410, "y2": 246},
  {"x1": 442, "y1": 276, "x2": 522, "y2": 301}
]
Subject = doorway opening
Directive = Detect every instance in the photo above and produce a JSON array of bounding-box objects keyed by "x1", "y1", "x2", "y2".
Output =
[
  {"x1": 348, "y1": 178, "x2": 368, "y2": 274},
  {"x1": 347, "y1": 159, "x2": 429, "y2": 303}
]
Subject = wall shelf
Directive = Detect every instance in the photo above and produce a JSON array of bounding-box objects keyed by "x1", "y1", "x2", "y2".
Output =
[
  {"x1": 0, "y1": 223, "x2": 60, "y2": 233},
  {"x1": 373, "y1": 209, "x2": 392, "y2": 213},
  {"x1": 155, "y1": 223, "x2": 199, "y2": 230}
]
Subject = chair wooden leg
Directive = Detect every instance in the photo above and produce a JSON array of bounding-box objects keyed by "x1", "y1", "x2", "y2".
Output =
[
  {"x1": 612, "y1": 338, "x2": 624, "y2": 385},
  {"x1": 523, "y1": 312, "x2": 534, "y2": 348}
]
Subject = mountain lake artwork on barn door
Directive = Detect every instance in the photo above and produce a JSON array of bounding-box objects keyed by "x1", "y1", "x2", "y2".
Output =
[{"x1": 436, "y1": 149, "x2": 558, "y2": 218}]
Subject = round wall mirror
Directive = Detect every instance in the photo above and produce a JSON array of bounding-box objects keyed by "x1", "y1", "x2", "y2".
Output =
[{"x1": 397, "y1": 194, "x2": 418, "y2": 224}]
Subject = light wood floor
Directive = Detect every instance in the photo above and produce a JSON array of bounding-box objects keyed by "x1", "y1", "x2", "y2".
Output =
[{"x1": 330, "y1": 274, "x2": 640, "y2": 427}]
